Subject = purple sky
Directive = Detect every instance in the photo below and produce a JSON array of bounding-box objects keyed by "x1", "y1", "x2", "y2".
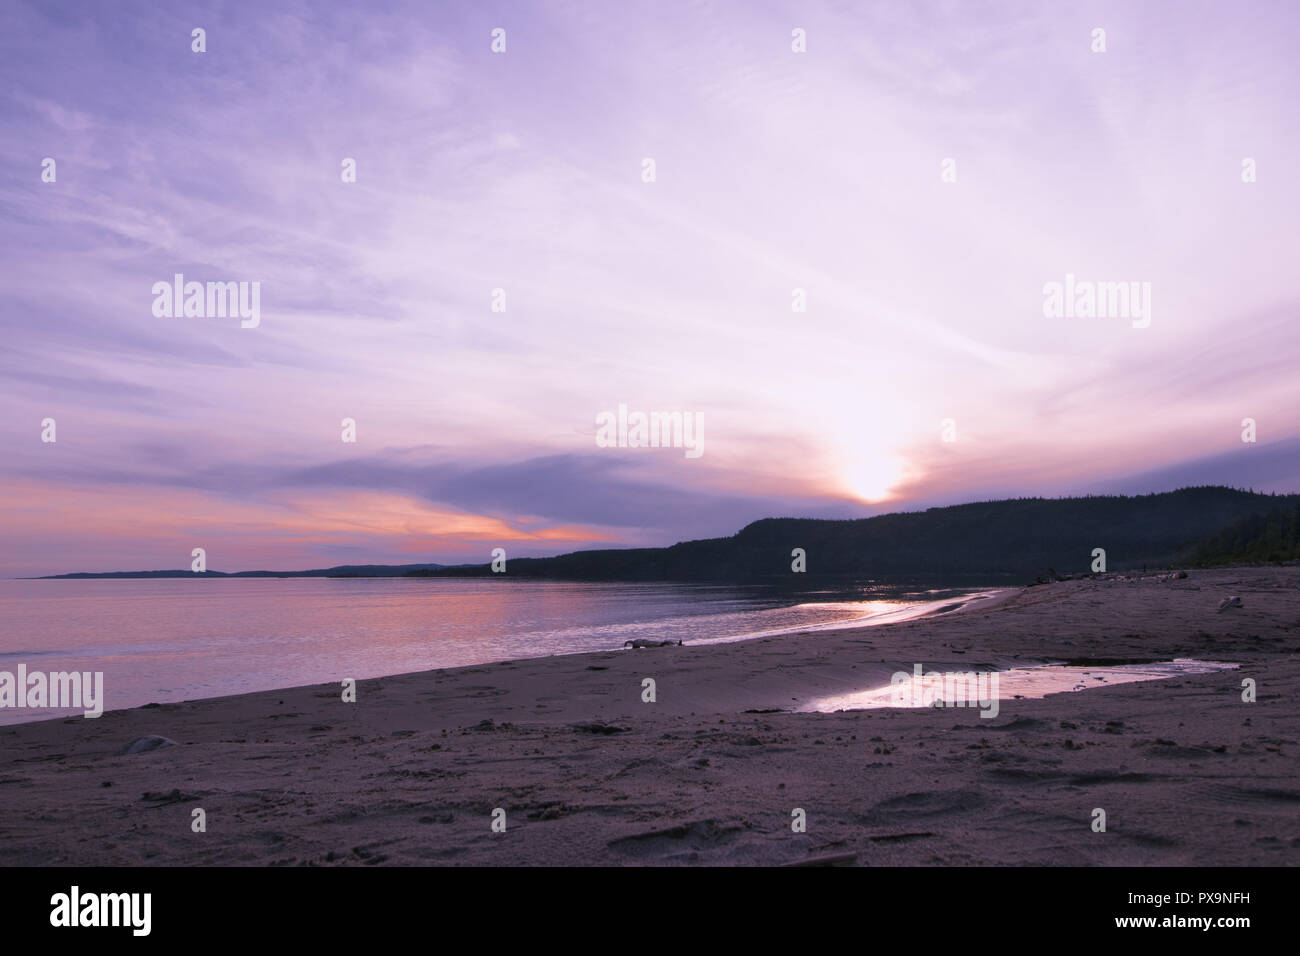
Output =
[{"x1": 3, "y1": 0, "x2": 1299, "y2": 576}]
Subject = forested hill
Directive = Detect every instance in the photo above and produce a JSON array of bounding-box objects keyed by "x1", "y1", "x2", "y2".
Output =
[
  {"x1": 412, "y1": 487, "x2": 1300, "y2": 583},
  {"x1": 1189, "y1": 499, "x2": 1300, "y2": 565}
]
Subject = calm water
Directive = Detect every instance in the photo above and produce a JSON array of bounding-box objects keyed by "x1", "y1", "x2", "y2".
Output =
[{"x1": 0, "y1": 578, "x2": 997, "y2": 724}]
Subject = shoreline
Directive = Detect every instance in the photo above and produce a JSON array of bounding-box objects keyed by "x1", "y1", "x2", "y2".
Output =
[
  {"x1": 1, "y1": 567, "x2": 1296, "y2": 865},
  {"x1": 0, "y1": 585, "x2": 1011, "y2": 727}
]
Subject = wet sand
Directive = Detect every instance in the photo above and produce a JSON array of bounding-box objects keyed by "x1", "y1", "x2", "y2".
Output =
[{"x1": 1, "y1": 567, "x2": 1297, "y2": 865}]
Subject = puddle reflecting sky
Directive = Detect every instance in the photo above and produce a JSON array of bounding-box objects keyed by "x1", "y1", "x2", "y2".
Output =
[{"x1": 800, "y1": 659, "x2": 1241, "y2": 713}]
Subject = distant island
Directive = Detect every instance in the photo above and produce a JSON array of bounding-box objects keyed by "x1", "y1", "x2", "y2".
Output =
[
  {"x1": 38, "y1": 563, "x2": 449, "y2": 580},
  {"x1": 41, "y1": 486, "x2": 1300, "y2": 583}
]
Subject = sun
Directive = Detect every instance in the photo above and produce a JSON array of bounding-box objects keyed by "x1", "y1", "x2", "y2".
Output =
[{"x1": 840, "y1": 453, "x2": 905, "y2": 503}]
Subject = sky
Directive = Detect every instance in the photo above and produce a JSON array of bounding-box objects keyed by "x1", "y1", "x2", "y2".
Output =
[{"x1": 2, "y1": 0, "x2": 1299, "y2": 576}]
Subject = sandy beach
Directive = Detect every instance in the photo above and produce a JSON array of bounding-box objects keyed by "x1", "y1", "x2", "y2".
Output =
[{"x1": 1, "y1": 567, "x2": 1297, "y2": 866}]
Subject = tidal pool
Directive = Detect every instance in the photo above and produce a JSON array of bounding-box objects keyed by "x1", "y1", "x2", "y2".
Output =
[{"x1": 799, "y1": 658, "x2": 1240, "y2": 714}]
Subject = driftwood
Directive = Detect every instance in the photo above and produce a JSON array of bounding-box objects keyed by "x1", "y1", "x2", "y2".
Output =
[{"x1": 622, "y1": 639, "x2": 683, "y2": 649}]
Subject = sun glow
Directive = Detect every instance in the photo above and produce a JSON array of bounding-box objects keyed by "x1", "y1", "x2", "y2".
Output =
[{"x1": 840, "y1": 453, "x2": 906, "y2": 503}]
